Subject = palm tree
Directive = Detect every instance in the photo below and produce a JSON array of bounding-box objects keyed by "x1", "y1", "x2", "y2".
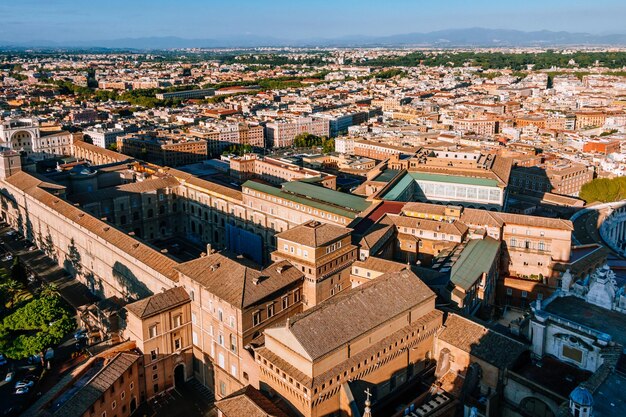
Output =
[
  {"x1": 39, "y1": 283, "x2": 59, "y2": 299},
  {"x1": 1, "y1": 278, "x2": 26, "y2": 308}
]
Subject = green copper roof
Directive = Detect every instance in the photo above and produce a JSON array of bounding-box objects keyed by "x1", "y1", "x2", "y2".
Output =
[
  {"x1": 374, "y1": 169, "x2": 400, "y2": 183},
  {"x1": 450, "y1": 238, "x2": 500, "y2": 291},
  {"x1": 243, "y1": 180, "x2": 369, "y2": 219},
  {"x1": 281, "y1": 181, "x2": 371, "y2": 212},
  {"x1": 381, "y1": 173, "x2": 414, "y2": 201},
  {"x1": 409, "y1": 172, "x2": 500, "y2": 187}
]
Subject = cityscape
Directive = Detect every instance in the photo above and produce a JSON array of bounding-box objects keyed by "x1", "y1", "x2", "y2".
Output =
[{"x1": 0, "y1": 2, "x2": 626, "y2": 417}]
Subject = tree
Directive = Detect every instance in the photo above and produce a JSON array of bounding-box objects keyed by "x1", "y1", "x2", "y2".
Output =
[
  {"x1": 579, "y1": 177, "x2": 626, "y2": 203},
  {"x1": 0, "y1": 278, "x2": 27, "y2": 308},
  {"x1": 39, "y1": 283, "x2": 59, "y2": 299},
  {"x1": 322, "y1": 137, "x2": 335, "y2": 154},
  {"x1": 293, "y1": 132, "x2": 323, "y2": 148},
  {"x1": 0, "y1": 294, "x2": 74, "y2": 359},
  {"x1": 107, "y1": 143, "x2": 118, "y2": 152},
  {"x1": 11, "y1": 257, "x2": 27, "y2": 282}
]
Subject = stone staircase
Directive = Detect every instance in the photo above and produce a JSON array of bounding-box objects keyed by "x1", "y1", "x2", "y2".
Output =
[{"x1": 186, "y1": 378, "x2": 216, "y2": 404}]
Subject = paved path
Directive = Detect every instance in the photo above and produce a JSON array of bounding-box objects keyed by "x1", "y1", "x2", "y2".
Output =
[{"x1": 0, "y1": 226, "x2": 96, "y2": 309}]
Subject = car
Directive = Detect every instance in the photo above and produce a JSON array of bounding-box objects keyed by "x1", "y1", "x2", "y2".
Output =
[
  {"x1": 14, "y1": 386, "x2": 29, "y2": 395},
  {"x1": 14, "y1": 380, "x2": 34, "y2": 389},
  {"x1": 74, "y1": 329, "x2": 88, "y2": 340},
  {"x1": 2, "y1": 254, "x2": 13, "y2": 262},
  {"x1": 6, "y1": 231, "x2": 15, "y2": 237},
  {"x1": 5, "y1": 372, "x2": 14, "y2": 382},
  {"x1": 27, "y1": 354, "x2": 41, "y2": 365}
]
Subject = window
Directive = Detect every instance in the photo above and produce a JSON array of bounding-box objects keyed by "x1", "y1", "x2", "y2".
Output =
[
  {"x1": 282, "y1": 296, "x2": 289, "y2": 310},
  {"x1": 538, "y1": 241, "x2": 545, "y2": 251},
  {"x1": 121, "y1": 391, "x2": 125, "y2": 400},
  {"x1": 253, "y1": 311, "x2": 261, "y2": 326},
  {"x1": 229, "y1": 316, "x2": 235, "y2": 328},
  {"x1": 218, "y1": 353, "x2": 225, "y2": 368},
  {"x1": 102, "y1": 412, "x2": 106, "y2": 417},
  {"x1": 218, "y1": 333, "x2": 224, "y2": 346},
  {"x1": 506, "y1": 288, "x2": 513, "y2": 296},
  {"x1": 130, "y1": 382, "x2": 134, "y2": 390},
  {"x1": 267, "y1": 304, "x2": 275, "y2": 318},
  {"x1": 149, "y1": 325, "x2": 157, "y2": 338},
  {"x1": 173, "y1": 315, "x2": 182, "y2": 328},
  {"x1": 174, "y1": 338, "x2": 181, "y2": 350},
  {"x1": 510, "y1": 238, "x2": 517, "y2": 247},
  {"x1": 294, "y1": 290, "x2": 301, "y2": 303},
  {"x1": 153, "y1": 383, "x2": 159, "y2": 394},
  {"x1": 189, "y1": 289, "x2": 195, "y2": 301},
  {"x1": 562, "y1": 345, "x2": 583, "y2": 363},
  {"x1": 152, "y1": 373, "x2": 158, "y2": 381},
  {"x1": 218, "y1": 309, "x2": 223, "y2": 321},
  {"x1": 192, "y1": 331, "x2": 198, "y2": 345},
  {"x1": 231, "y1": 365, "x2": 237, "y2": 377},
  {"x1": 191, "y1": 312, "x2": 197, "y2": 325},
  {"x1": 112, "y1": 401, "x2": 116, "y2": 410},
  {"x1": 219, "y1": 380, "x2": 226, "y2": 397},
  {"x1": 521, "y1": 291, "x2": 528, "y2": 298},
  {"x1": 230, "y1": 335, "x2": 237, "y2": 353},
  {"x1": 150, "y1": 349, "x2": 158, "y2": 361}
]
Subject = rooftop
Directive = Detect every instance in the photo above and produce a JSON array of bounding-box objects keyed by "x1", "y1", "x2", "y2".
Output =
[
  {"x1": 450, "y1": 238, "x2": 500, "y2": 291},
  {"x1": 265, "y1": 269, "x2": 435, "y2": 361},
  {"x1": 125, "y1": 286, "x2": 190, "y2": 319},
  {"x1": 276, "y1": 220, "x2": 350, "y2": 247},
  {"x1": 175, "y1": 253, "x2": 303, "y2": 309},
  {"x1": 543, "y1": 296, "x2": 626, "y2": 347},
  {"x1": 438, "y1": 313, "x2": 528, "y2": 369}
]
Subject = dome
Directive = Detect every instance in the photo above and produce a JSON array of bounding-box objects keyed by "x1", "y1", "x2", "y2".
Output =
[{"x1": 570, "y1": 386, "x2": 594, "y2": 407}]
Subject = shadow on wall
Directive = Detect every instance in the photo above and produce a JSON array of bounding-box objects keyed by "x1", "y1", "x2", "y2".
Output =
[{"x1": 112, "y1": 261, "x2": 153, "y2": 301}]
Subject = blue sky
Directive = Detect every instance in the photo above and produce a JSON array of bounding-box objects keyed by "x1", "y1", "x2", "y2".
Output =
[{"x1": 1, "y1": 0, "x2": 624, "y2": 42}]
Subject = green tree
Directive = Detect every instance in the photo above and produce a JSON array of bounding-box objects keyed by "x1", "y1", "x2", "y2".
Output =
[
  {"x1": 0, "y1": 294, "x2": 74, "y2": 359},
  {"x1": 322, "y1": 137, "x2": 335, "y2": 153},
  {"x1": 293, "y1": 132, "x2": 323, "y2": 148},
  {"x1": 39, "y1": 283, "x2": 59, "y2": 299},
  {"x1": 11, "y1": 257, "x2": 27, "y2": 282},
  {"x1": 0, "y1": 278, "x2": 28, "y2": 308},
  {"x1": 579, "y1": 177, "x2": 626, "y2": 203}
]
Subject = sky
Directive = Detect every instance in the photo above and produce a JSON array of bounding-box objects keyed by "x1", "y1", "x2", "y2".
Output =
[{"x1": 1, "y1": 0, "x2": 624, "y2": 43}]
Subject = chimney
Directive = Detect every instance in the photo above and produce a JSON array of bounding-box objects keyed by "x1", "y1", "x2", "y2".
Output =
[{"x1": 252, "y1": 276, "x2": 260, "y2": 285}]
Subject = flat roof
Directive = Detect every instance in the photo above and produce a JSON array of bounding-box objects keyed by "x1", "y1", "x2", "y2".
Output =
[
  {"x1": 281, "y1": 181, "x2": 371, "y2": 212},
  {"x1": 243, "y1": 180, "x2": 368, "y2": 219},
  {"x1": 374, "y1": 169, "x2": 400, "y2": 183},
  {"x1": 544, "y1": 296, "x2": 626, "y2": 347},
  {"x1": 409, "y1": 172, "x2": 500, "y2": 187}
]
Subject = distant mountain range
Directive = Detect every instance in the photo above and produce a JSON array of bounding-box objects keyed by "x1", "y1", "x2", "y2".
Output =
[{"x1": 3, "y1": 28, "x2": 626, "y2": 50}]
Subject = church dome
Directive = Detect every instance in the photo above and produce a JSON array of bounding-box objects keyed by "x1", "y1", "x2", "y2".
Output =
[{"x1": 570, "y1": 386, "x2": 594, "y2": 407}]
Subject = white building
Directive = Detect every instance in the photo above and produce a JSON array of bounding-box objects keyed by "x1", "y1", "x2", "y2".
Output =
[
  {"x1": 83, "y1": 125, "x2": 126, "y2": 148},
  {"x1": 334, "y1": 137, "x2": 355, "y2": 154},
  {"x1": 0, "y1": 118, "x2": 72, "y2": 160}
]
